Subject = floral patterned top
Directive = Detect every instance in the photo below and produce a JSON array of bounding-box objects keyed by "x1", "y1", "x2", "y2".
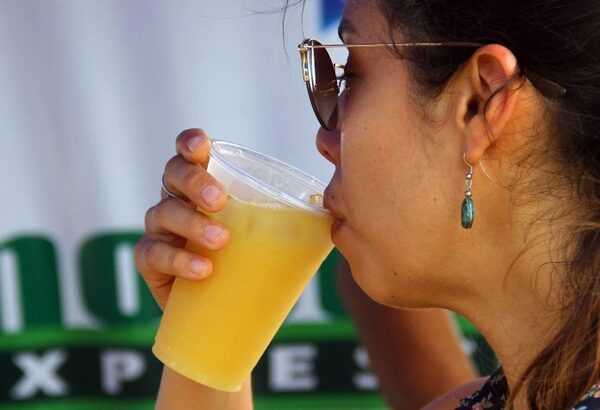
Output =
[{"x1": 455, "y1": 367, "x2": 600, "y2": 410}]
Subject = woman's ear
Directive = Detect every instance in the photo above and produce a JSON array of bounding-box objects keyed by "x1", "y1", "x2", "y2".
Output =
[{"x1": 455, "y1": 44, "x2": 520, "y2": 164}]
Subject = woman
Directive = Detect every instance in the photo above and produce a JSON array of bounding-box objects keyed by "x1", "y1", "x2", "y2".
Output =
[{"x1": 135, "y1": 0, "x2": 600, "y2": 408}]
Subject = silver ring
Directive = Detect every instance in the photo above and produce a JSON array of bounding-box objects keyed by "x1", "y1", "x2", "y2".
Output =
[{"x1": 161, "y1": 174, "x2": 184, "y2": 200}]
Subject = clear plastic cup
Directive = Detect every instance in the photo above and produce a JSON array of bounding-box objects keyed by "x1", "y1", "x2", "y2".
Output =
[{"x1": 152, "y1": 140, "x2": 334, "y2": 392}]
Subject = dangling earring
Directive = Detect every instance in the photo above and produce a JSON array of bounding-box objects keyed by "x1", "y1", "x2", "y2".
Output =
[{"x1": 461, "y1": 153, "x2": 475, "y2": 229}]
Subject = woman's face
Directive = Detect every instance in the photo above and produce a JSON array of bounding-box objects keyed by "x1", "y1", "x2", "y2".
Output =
[{"x1": 319, "y1": 1, "x2": 481, "y2": 307}]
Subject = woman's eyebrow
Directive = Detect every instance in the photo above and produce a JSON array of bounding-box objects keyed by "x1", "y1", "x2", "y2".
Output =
[{"x1": 337, "y1": 18, "x2": 357, "y2": 43}]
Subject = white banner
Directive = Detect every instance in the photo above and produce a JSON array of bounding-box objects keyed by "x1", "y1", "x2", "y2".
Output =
[{"x1": 0, "y1": 0, "x2": 342, "y2": 330}]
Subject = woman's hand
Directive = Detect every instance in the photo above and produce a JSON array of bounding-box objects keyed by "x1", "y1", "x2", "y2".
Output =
[{"x1": 135, "y1": 128, "x2": 230, "y2": 309}]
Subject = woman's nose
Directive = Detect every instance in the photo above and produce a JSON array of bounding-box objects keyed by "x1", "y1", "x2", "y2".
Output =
[
  {"x1": 316, "y1": 92, "x2": 345, "y2": 165},
  {"x1": 316, "y1": 125, "x2": 341, "y2": 165}
]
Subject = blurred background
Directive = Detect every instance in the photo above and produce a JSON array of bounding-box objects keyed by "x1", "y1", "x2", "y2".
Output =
[{"x1": 0, "y1": 1, "x2": 492, "y2": 409}]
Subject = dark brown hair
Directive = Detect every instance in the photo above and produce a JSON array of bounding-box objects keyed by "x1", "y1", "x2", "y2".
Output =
[{"x1": 376, "y1": 2, "x2": 600, "y2": 409}]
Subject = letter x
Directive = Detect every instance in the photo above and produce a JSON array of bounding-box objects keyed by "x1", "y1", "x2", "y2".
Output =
[{"x1": 10, "y1": 349, "x2": 69, "y2": 399}]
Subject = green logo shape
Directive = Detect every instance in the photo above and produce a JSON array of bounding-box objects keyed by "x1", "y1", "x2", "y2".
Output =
[{"x1": 80, "y1": 232, "x2": 161, "y2": 325}]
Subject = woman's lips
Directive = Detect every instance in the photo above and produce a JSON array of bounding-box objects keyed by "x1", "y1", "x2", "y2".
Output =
[
  {"x1": 323, "y1": 187, "x2": 344, "y2": 239},
  {"x1": 322, "y1": 188, "x2": 342, "y2": 218},
  {"x1": 331, "y1": 218, "x2": 343, "y2": 238}
]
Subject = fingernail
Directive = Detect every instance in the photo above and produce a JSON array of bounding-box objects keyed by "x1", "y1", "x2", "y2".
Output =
[
  {"x1": 204, "y1": 225, "x2": 225, "y2": 243},
  {"x1": 187, "y1": 135, "x2": 204, "y2": 153},
  {"x1": 202, "y1": 185, "x2": 222, "y2": 206},
  {"x1": 189, "y1": 258, "x2": 206, "y2": 276}
]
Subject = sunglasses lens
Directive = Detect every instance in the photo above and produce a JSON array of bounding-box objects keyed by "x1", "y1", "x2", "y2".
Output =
[{"x1": 309, "y1": 43, "x2": 339, "y2": 130}]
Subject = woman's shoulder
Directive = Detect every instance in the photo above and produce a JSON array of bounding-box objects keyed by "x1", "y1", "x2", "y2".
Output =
[{"x1": 420, "y1": 377, "x2": 488, "y2": 410}]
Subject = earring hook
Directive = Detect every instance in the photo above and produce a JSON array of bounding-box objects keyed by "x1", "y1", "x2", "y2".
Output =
[
  {"x1": 463, "y1": 153, "x2": 494, "y2": 182},
  {"x1": 463, "y1": 153, "x2": 474, "y2": 172}
]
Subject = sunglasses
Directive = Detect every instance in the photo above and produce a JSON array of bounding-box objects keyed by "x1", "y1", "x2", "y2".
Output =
[{"x1": 297, "y1": 38, "x2": 567, "y2": 131}]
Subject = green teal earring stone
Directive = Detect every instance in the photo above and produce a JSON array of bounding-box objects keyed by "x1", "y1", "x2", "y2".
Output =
[{"x1": 461, "y1": 197, "x2": 475, "y2": 229}]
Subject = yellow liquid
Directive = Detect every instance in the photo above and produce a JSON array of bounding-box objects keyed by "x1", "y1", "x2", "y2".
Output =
[{"x1": 152, "y1": 196, "x2": 333, "y2": 391}]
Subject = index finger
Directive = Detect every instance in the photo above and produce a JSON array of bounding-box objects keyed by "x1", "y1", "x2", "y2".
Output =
[{"x1": 175, "y1": 128, "x2": 212, "y2": 167}]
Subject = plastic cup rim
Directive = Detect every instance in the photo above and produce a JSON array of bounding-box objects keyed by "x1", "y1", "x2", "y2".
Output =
[{"x1": 208, "y1": 139, "x2": 331, "y2": 216}]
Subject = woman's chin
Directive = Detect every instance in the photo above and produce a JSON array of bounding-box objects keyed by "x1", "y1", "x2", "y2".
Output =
[
  {"x1": 350, "y1": 266, "x2": 431, "y2": 308},
  {"x1": 347, "y1": 266, "x2": 393, "y2": 304},
  {"x1": 334, "y1": 227, "x2": 432, "y2": 307}
]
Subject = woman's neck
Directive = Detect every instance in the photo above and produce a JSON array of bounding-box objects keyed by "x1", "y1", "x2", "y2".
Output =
[{"x1": 453, "y1": 226, "x2": 567, "y2": 408}]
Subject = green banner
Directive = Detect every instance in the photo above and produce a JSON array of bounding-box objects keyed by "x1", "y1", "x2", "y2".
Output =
[{"x1": 0, "y1": 233, "x2": 495, "y2": 409}]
